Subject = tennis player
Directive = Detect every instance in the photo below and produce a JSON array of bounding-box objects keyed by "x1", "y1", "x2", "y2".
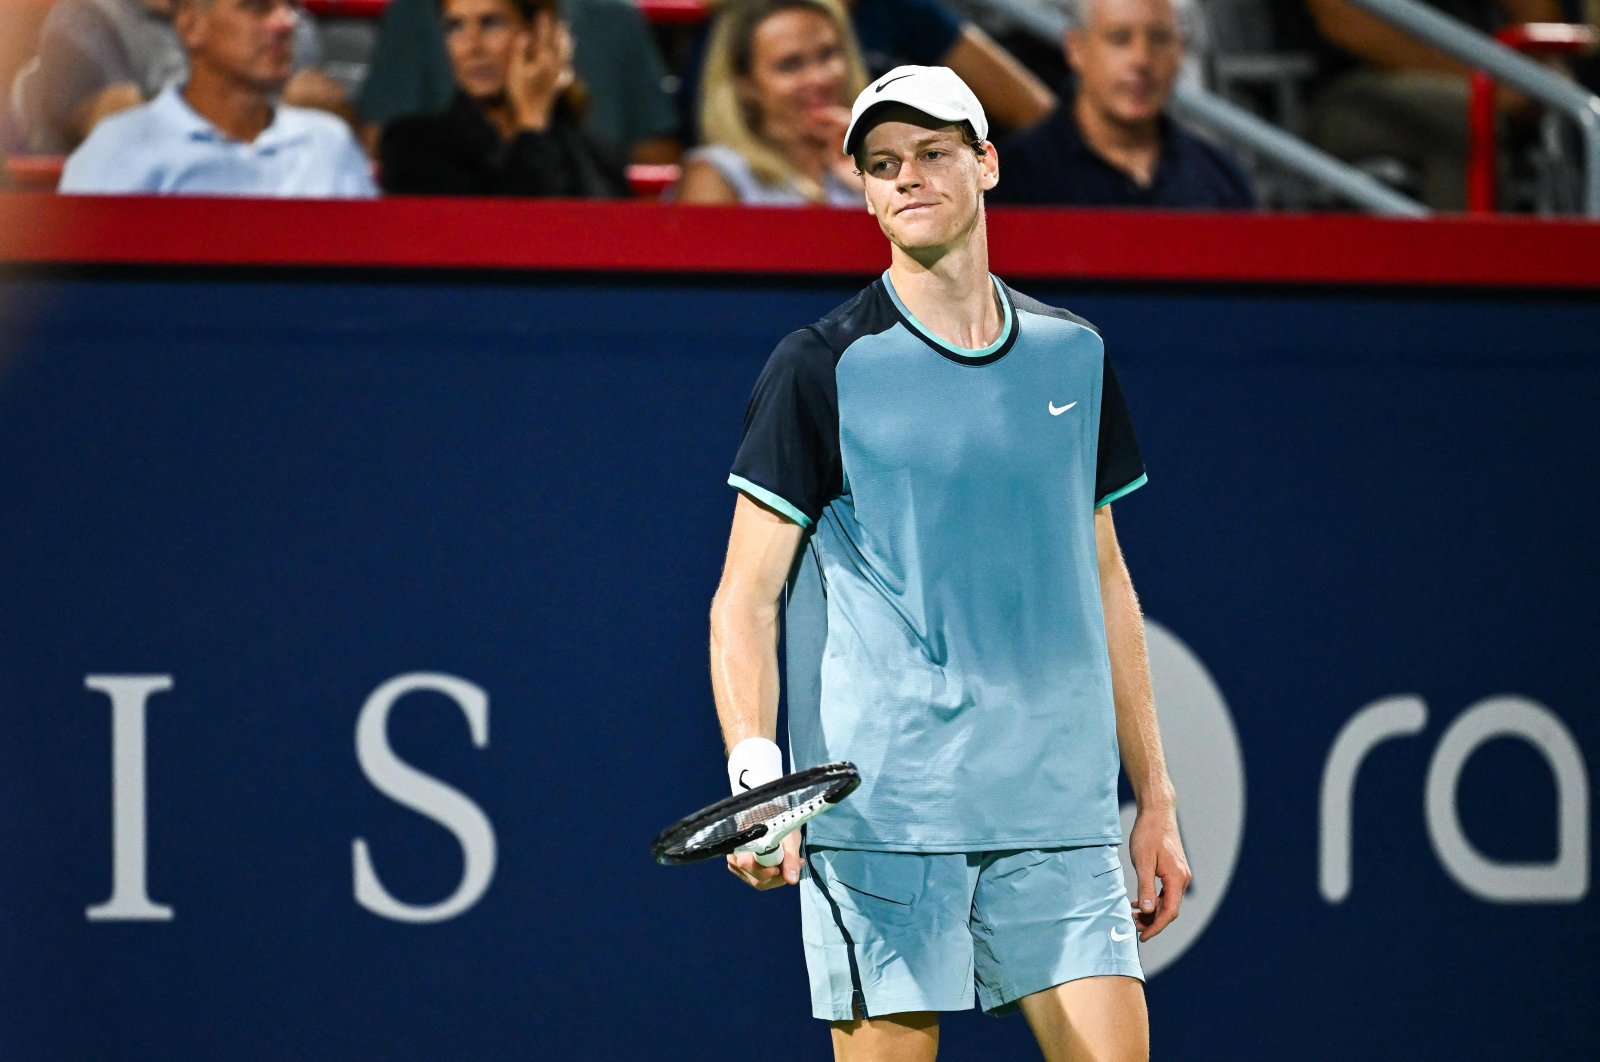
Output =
[{"x1": 709, "y1": 65, "x2": 1190, "y2": 1061}]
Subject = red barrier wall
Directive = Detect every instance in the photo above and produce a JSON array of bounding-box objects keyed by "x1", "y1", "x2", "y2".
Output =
[{"x1": 3, "y1": 194, "x2": 1598, "y2": 289}]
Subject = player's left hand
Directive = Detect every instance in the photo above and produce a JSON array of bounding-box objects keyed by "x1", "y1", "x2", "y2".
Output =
[
  {"x1": 1128, "y1": 803, "x2": 1190, "y2": 943},
  {"x1": 725, "y1": 830, "x2": 802, "y2": 891}
]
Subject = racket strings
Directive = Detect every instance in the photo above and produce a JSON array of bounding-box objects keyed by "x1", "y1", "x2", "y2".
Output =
[
  {"x1": 678, "y1": 780, "x2": 836, "y2": 853},
  {"x1": 651, "y1": 761, "x2": 860, "y2": 865}
]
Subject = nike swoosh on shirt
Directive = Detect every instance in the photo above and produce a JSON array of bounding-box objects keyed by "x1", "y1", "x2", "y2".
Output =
[
  {"x1": 874, "y1": 73, "x2": 915, "y2": 93},
  {"x1": 1110, "y1": 926, "x2": 1134, "y2": 942},
  {"x1": 1049, "y1": 401, "x2": 1078, "y2": 416}
]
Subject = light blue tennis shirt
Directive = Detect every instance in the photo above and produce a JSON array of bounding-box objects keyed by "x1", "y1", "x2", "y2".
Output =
[
  {"x1": 730, "y1": 273, "x2": 1147, "y2": 852},
  {"x1": 59, "y1": 84, "x2": 376, "y2": 198}
]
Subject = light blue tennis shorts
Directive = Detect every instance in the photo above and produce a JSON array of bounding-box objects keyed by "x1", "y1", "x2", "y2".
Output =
[{"x1": 799, "y1": 844, "x2": 1144, "y2": 1021}]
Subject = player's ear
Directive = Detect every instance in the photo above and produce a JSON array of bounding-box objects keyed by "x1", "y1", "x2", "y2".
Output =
[{"x1": 978, "y1": 141, "x2": 999, "y2": 190}]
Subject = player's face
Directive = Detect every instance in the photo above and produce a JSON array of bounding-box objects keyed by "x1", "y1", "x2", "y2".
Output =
[
  {"x1": 739, "y1": 8, "x2": 850, "y2": 145},
  {"x1": 443, "y1": 0, "x2": 526, "y2": 102},
  {"x1": 1066, "y1": 0, "x2": 1183, "y2": 127},
  {"x1": 858, "y1": 119, "x2": 998, "y2": 257},
  {"x1": 179, "y1": 0, "x2": 298, "y2": 93}
]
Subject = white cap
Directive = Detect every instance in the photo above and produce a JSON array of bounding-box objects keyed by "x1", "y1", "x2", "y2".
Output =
[{"x1": 843, "y1": 65, "x2": 988, "y2": 157}]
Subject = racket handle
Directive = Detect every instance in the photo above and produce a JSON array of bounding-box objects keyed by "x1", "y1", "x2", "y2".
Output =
[{"x1": 754, "y1": 841, "x2": 785, "y2": 867}]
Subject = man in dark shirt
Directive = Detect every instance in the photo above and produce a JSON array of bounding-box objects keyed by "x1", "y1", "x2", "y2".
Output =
[{"x1": 990, "y1": 0, "x2": 1254, "y2": 209}]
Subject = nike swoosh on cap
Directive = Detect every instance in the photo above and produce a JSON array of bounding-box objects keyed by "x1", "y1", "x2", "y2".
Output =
[{"x1": 874, "y1": 73, "x2": 914, "y2": 93}]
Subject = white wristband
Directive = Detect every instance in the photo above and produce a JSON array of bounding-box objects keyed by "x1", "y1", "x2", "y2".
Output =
[{"x1": 727, "y1": 737, "x2": 783, "y2": 796}]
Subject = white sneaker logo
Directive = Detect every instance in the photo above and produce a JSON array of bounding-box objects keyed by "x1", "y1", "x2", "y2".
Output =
[
  {"x1": 1048, "y1": 400, "x2": 1078, "y2": 416},
  {"x1": 1110, "y1": 926, "x2": 1135, "y2": 942}
]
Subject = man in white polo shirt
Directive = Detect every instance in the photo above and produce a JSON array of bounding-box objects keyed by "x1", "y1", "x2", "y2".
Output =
[{"x1": 59, "y1": 0, "x2": 374, "y2": 197}]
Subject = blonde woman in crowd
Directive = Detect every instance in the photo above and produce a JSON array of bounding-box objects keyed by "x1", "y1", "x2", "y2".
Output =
[{"x1": 677, "y1": 0, "x2": 868, "y2": 206}]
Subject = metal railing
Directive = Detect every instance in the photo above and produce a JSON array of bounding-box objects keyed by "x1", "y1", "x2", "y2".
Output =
[
  {"x1": 1467, "y1": 23, "x2": 1597, "y2": 213},
  {"x1": 1166, "y1": 85, "x2": 1428, "y2": 216},
  {"x1": 966, "y1": 0, "x2": 1430, "y2": 216},
  {"x1": 1345, "y1": 0, "x2": 1600, "y2": 216}
]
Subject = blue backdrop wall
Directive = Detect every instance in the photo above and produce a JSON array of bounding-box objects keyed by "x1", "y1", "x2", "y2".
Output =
[{"x1": 0, "y1": 272, "x2": 1595, "y2": 1059}]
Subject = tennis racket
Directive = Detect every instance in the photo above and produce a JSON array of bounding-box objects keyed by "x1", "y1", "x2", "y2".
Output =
[{"x1": 652, "y1": 761, "x2": 860, "y2": 867}]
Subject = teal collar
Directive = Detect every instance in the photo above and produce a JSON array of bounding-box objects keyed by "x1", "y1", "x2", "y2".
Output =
[{"x1": 882, "y1": 270, "x2": 1017, "y2": 365}]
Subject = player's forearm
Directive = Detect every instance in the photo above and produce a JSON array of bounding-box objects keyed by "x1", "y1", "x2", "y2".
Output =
[
  {"x1": 1101, "y1": 557, "x2": 1176, "y2": 812},
  {"x1": 708, "y1": 590, "x2": 782, "y2": 751}
]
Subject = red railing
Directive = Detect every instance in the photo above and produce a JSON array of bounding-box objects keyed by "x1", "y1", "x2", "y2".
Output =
[
  {"x1": 4, "y1": 155, "x2": 63, "y2": 191},
  {"x1": 1467, "y1": 23, "x2": 1597, "y2": 213},
  {"x1": 4, "y1": 194, "x2": 1599, "y2": 290},
  {"x1": 298, "y1": 0, "x2": 709, "y2": 21},
  {"x1": 299, "y1": 0, "x2": 390, "y2": 16},
  {"x1": 629, "y1": 0, "x2": 711, "y2": 24},
  {"x1": 4, "y1": 0, "x2": 708, "y2": 17},
  {"x1": 4, "y1": 155, "x2": 681, "y2": 197}
]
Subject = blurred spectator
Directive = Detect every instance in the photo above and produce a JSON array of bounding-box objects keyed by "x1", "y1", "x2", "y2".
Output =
[
  {"x1": 676, "y1": 0, "x2": 866, "y2": 205},
  {"x1": 851, "y1": 0, "x2": 1053, "y2": 131},
  {"x1": 989, "y1": 0, "x2": 1254, "y2": 209},
  {"x1": 0, "y1": 1, "x2": 51, "y2": 156},
  {"x1": 678, "y1": 0, "x2": 1056, "y2": 143},
  {"x1": 1575, "y1": 0, "x2": 1600, "y2": 97},
  {"x1": 379, "y1": 0, "x2": 629, "y2": 196},
  {"x1": 12, "y1": 0, "x2": 347, "y2": 154},
  {"x1": 58, "y1": 0, "x2": 374, "y2": 196},
  {"x1": 359, "y1": 0, "x2": 678, "y2": 164},
  {"x1": 1297, "y1": 0, "x2": 1564, "y2": 210}
]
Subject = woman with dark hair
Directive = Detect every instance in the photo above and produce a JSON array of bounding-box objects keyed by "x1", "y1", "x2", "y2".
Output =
[{"x1": 379, "y1": 0, "x2": 629, "y2": 196}]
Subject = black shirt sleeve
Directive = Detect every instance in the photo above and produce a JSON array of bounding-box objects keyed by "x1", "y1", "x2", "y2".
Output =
[
  {"x1": 728, "y1": 328, "x2": 841, "y2": 528},
  {"x1": 1095, "y1": 353, "x2": 1146, "y2": 507},
  {"x1": 498, "y1": 123, "x2": 632, "y2": 198},
  {"x1": 380, "y1": 106, "x2": 630, "y2": 198},
  {"x1": 380, "y1": 115, "x2": 476, "y2": 195}
]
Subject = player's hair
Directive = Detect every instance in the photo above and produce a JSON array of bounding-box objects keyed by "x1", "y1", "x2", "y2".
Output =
[
  {"x1": 847, "y1": 114, "x2": 988, "y2": 175},
  {"x1": 699, "y1": 0, "x2": 868, "y2": 203}
]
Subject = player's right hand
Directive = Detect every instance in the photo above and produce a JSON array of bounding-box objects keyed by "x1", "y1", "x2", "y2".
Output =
[{"x1": 726, "y1": 830, "x2": 802, "y2": 890}]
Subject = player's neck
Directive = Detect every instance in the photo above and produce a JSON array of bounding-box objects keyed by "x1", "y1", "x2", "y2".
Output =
[{"x1": 887, "y1": 227, "x2": 1000, "y2": 351}]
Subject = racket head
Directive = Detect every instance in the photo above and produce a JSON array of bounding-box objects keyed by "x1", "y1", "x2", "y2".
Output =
[{"x1": 651, "y1": 761, "x2": 860, "y2": 866}]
